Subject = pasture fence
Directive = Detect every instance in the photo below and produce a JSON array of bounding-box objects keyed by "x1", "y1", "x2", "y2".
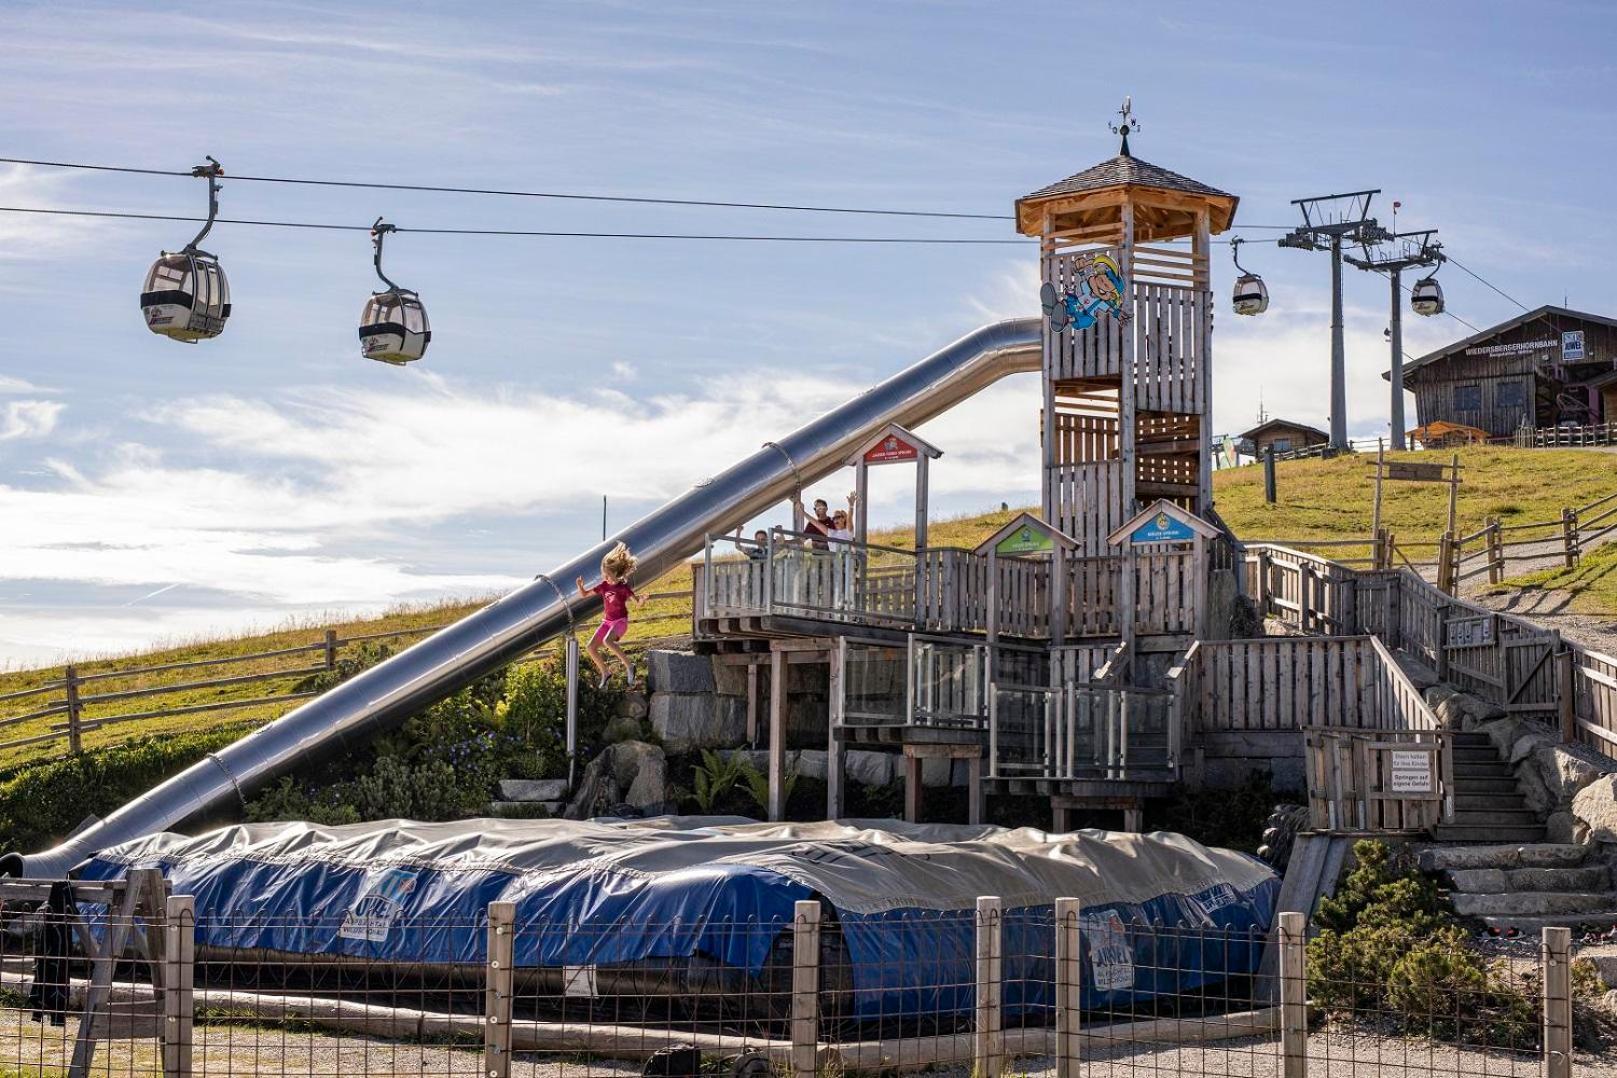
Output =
[
  {"x1": 0, "y1": 593, "x2": 693, "y2": 769},
  {"x1": 0, "y1": 874, "x2": 1572, "y2": 1078}
]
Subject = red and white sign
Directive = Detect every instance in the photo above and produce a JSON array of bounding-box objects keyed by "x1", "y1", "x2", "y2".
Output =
[{"x1": 863, "y1": 434, "x2": 919, "y2": 465}]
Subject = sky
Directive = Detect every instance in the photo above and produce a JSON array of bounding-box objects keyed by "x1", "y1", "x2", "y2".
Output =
[{"x1": 2, "y1": 0, "x2": 1614, "y2": 666}]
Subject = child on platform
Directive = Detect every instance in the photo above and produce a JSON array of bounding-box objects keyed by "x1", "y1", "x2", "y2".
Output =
[{"x1": 576, "y1": 542, "x2": 646, "y2": 688}]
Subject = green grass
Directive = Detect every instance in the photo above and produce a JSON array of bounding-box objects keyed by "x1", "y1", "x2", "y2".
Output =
[
  {"x1": 3, "y1": 445, "x2": 1611, "y2": 771},
  {"x1": 1500, "y1": 541, "x2": 1617, "y2": 612}
]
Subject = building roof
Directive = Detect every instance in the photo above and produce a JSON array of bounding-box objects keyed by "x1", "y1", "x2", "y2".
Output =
[
  {"x1": 1236, "y1": 418, "x2": 1330, "y2": 443},
  {"x1": 1391, "y1": 305, "x2": 1617, "y2": 385},
  {"x1": 1021, "y1": 152, "x2": 1235, "y2": 203}
]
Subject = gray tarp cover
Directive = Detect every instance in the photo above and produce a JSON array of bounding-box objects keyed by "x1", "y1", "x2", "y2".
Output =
[{"x1": 91, "y1": 816, "x2": 1276, "y2": 916}]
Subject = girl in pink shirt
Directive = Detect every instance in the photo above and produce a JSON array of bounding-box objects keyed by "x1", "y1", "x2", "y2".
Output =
[{"x1": 575, "y1": 542, "x2": 646, "y2": 688}]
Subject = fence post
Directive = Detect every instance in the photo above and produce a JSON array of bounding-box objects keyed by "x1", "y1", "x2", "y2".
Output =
[
  {"x1": 322, "y1": 628, "x2": 338, "y2": 669},
  {"x1": 791, "y1": 899, "x2": 822, "y2": 1078},
  {"x1": 1278, "y1": 910, "x2": 1307, "y2": 1078},
  {"x1": 1561, "y1": 508, "x2": 1579, "y2": 568},
  {"x1": 162, "y1": 894, "x2": 195, "y2": 1078},
  {"x1": 1054, "y1": 897, "x2": 1081, "y2": 1078},
  {"x1": 1263, "y1": 445, "x2": 1277, "y2": 504},
  {"x1": 1436, "y1": 531, "x2": 1455, "y2": 595},
  {"x1": 1555, "y1": 638, "x2": 1577, "y2": 744},
  {"x1": 1485, "y1": 517, "x2": 1502, "y2": 585},
  {"x1": 974, "y1": 895, "x2": 1004, "y2": 1078},
  {"x1": 63, "y1": 664, "x2": 83, "y2": 755},
  {"x1": 1543, "y1": 925, "x2": 1572, "y2": 1078},
  {"x1": 1435, "y1": 604, "x2": 1452, "y2": 682},
  {"x1": 484, "y1": 901, "x2": 515, "y2": 1078}
]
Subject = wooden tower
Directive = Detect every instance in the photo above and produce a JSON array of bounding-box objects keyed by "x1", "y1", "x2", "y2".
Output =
[{"x1": 1016, "y1": 114, "x2": 1238, "y2": 556}]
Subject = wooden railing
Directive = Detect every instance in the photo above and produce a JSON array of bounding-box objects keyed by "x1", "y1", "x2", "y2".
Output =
[
  {"x1": 0, "y1": 595, "x2": 692, "y2": 768},
  {"x1": 1518, "y1": 420, "x2": 1617, "y2": 448}
]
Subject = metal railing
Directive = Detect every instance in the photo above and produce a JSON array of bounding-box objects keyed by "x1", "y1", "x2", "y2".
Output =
[{"x1": 701, "y1": 529, "x2": 919, "y2": 628}]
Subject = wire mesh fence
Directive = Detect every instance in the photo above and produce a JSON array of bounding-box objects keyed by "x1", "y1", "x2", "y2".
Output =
[{"x1": 0, "y1": 880, "x2": 1596, "y2": 1077}]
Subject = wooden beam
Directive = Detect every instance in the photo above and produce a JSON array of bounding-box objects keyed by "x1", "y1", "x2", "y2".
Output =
[{"x1": 769, "y1": 648, "x2": 787, "y2": 822}]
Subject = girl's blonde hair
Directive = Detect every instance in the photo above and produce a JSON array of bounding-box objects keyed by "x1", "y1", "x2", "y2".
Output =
[{"x1": 601, "y1": 541, "x2": 638, "y2": 582}]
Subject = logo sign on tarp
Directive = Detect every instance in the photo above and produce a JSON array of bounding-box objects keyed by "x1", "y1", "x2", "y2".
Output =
[
  {"x1": 339, "y1": 866, "x2": 419, "y2": 943},
  {"x1": 1129, "y1": 510, "x2": 1195, "y2": 545},
  {"x1": 1385, "y1": 461, "x2": 1448, "y2": 482},
  {"x1": 1387, "y1": 749, "x2": 1435, "y2": 796},
  {"x1": 1446, "y1": 614, "x2": 1496, "y2": 649},
  {"x1": 1081, "y1": 911, "x2": 1136, "y2": 990},
  {"x1": 996, "y1": 526, "x2": 1054, "y2": 556},
  {"x1": 1564, "y1": 330, "x2": 1587, "y2": 362},
  {"x1": 864, "y1": 434, "x2": 919, "y2": 465}
]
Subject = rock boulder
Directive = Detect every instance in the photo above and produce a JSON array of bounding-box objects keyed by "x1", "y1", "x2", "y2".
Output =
[
  {"x1": 651, "y1": 694, "x2": 745, "y2": 754},
  {"x1": 646, "y1": 651, "x2": 716, "y2": 695}
]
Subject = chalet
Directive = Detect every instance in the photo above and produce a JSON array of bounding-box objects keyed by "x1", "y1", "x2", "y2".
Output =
[
  {"x1": 1237, "y1": 418, "x2": 1329, "y2": 459},
  {"x1": 1390, "y1": 306, "x2": 1617, "y2": 437}
]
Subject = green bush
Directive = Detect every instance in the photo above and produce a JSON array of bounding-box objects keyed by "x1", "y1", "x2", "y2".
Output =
[
  {"x1": 0, "y1": 724, "x2": 254, "y2": 851},
  {"x1": 1308, "y1": 840, "x2": 1539, "y2": 1046}
]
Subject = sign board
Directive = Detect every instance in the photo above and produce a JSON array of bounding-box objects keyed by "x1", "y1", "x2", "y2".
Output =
[
  {"x1": 1384, "y1": 461, "x2": 1448, "y2": 482},
  {"x1": 1386, "y1": 749, "x2": 1435, "y2": 796},
  {"x1": 1445, "y1": 614, "x2": 1496, "y2": 649},
  {"x1": 996, "y1": 525, "x2": 1055, "y2": 556},
  {"x1": 863, "y1": 433, "x2": 919, "y2": 465},
  {"x1": 1128, "y1": 509, "x2": 1196, "y2": 545},
  {"x1": 1563, "y1": 330, "x2": 1587, "y2": 362},
  {"x1": 1465, "y1": 338, "x2": 1557, "y2": 357}
]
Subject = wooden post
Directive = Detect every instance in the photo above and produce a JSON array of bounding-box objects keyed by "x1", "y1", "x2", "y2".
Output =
[
  {"x1": 1371, "y1": 438, "x2": 1384, "y2": 538},
  {"x1": 974, "y1": 896, "x2": 1004, "y2": 1078},
  {"x1": 903, "y1": 753, "x2": 922, "y2": 823},
  {"x1": 967, "y1": 754, "x2": 984, "y2": 825},
  {"x1": 1543, "y1": 925, "x2": 1573, "y2": 1078},
  {"x1": 1447, "y1": 452, "x2": 1460, "y2": 536},
  {"x1": 745, "y1": 661, "x2": 759, "y2": 746},
  {"x1": 915, "y1": 452, "x2": 930, "y2": 552},
  {"x1": 827, "y1": 641, "x2": 845, "y2": 819},
  {"x1": 1437, "y1": 532, "x2": 1454, "y2": 595},
  {"x1": 1263, "y1": 445, "x2": 1277, "y2": 504},
  {"x1": 162, "y1": 894, "x2": 195, "y2": 1078},
  {"x1": 323, "y1": 628, "x2": 339, "y2": 669},
  {"x1": 484, "y1": 901, "x2": 515, "y2": 1078},
  {"x1": 853, "y1": 459, "x2": 869, "y2": 547},
  {"x1": 1486, "y1": 517, "x2": 1503, "y2": 584},
  {"x1": 1278, "y1": 910, "x2": 1307, "y2": 1078},
  {"x1": 1054, "y1": 897, "x2": 1081, "y2": 1078},
  {"x1": 1562, "y1": 507, "x2": 1578, "y2": 569},
  {"x1": 1435, "y1": 604, "x2": 1452, "y2": 681},
  {"x1": 63, "y1": 664, "x2": 83, "y2": 755},
  {"x1": 769, "y1": 647, "x2": 787, "y2": 822},
  {"x1": 1556, "y1": 640, "x2": 1577, "y2": 744},
  {"x1": 791, "y1": 899, "x2": 822, "y2": 1078}
]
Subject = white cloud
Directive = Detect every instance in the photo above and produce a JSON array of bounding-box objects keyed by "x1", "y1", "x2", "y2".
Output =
[
  {"x1": 0, "y1": 164, "x2": 108, "y2": 260},
  {"x1": 610, "y1": 360, "x2": 639, "y2": 380},
  {"x1": 0, "y1": 400, "x2": 62, "y2": 440}
]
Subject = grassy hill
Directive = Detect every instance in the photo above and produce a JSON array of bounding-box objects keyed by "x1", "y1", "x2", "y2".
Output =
[{"x1": 2, "y1": 445, "x2": 1611, "y2": 772}]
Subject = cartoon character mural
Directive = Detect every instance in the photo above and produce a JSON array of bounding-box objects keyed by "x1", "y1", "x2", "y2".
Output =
[{"x1": 1040, "y1": 252, "x2": 1130, "y2": 332}]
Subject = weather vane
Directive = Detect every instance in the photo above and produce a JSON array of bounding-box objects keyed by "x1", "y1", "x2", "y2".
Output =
[{"x1": 1109, "y1": 96, "x2": 1140, "y2": 156}]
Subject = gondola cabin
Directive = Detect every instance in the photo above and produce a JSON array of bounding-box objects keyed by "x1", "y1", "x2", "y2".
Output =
[
  {"x1": 139, "y1": 251, "x2": 230, "y2": 342},
  {"x1": 359, "y1": 289, "x2": 431, "y2": 365}
]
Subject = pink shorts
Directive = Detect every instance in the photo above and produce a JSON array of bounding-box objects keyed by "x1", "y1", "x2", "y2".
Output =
[{"x1": 592, "y1": 618, "x2": 628, "y2": 644}]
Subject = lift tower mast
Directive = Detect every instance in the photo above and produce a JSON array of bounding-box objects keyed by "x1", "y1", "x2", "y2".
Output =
[
  {"x1": 1278, "y1": 190, "x2": 1390, "y2": 449},
  {"x1": 1345, "y1": 229, "x2": 1445, "y2": 450}
]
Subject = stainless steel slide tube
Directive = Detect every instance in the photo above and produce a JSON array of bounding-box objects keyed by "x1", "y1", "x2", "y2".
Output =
[{"x1": 6, "y1": 318, "x2": 1040, "y2": 877}]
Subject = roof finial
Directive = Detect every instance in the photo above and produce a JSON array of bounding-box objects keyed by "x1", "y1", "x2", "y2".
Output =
[{"x1": 1109, "y1": 96, "x2": 1140, "y2": 157}]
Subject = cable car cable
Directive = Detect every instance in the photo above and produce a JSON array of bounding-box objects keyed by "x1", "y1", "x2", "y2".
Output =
[
  {"x1": 1443, "y1": 254, "x2": 1530, "y2": 313},
  {"x1": 0, "y1": 154, "x2": 1307, "y2": 230}
]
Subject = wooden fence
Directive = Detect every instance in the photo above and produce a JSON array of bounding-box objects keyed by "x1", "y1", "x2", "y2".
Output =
[
  {"x1": 0, "y1": 595, "x2": 691, "y2": 767},
  {"x1": 1517, "y1": 420, "x2": 1617, "y2": 448}
]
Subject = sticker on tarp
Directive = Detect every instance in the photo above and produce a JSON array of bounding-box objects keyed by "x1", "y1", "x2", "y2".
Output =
[
  {"x1": 563, "y1": 965, "x2": 598, "y2": 998},
  {"x1": 338, "y1": 867, "x2": 419, "y2": 943},
  {"x1": 1188, "y1": 882, "x2": 1240, "y2": 925},
  {"x1": 1082, "y1": 911, "x2": 1135, "y2": 991}
]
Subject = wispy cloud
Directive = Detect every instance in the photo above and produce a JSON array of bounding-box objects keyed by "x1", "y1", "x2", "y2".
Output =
[{"x1": 0, "y1": 400, "x2": 63, "y2": 440}]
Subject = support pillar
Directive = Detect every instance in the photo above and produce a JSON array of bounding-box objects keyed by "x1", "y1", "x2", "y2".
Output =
[
  {"x1": 769, "y1": 647, "x2": 787, "y2": 822},
  {"x1": 967, "y1": 755, "x2": 984, "y2": 826},
  {"x1": 903, "y1": 754, "x2": 923, "y2": 823},
  {"x1": 827, "y1": 641, "x2": 845, "y2": 819}
]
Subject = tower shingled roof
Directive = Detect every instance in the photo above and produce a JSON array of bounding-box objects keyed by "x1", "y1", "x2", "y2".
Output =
[{"x1": 1021, "y1": 153, "x2": 1234, "y2": 203}]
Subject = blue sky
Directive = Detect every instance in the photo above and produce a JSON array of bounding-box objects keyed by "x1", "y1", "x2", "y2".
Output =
[{"x1": 2, "y1": 1, "x2": 1614, "y2": 664}]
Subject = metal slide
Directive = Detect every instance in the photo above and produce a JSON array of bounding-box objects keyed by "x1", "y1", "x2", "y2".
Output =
[{"x1": 5, "y1": 319, "x2": 1040, "y2": 878}]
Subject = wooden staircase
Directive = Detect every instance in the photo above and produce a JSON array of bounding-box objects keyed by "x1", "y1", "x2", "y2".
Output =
[{"x1": 1431, "y1": 730, "x2": 1546, "y2": 843}]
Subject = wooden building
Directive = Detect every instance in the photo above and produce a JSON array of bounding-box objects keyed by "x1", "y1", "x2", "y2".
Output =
[
  {"x1": 1237, "y1": 418, "x2": 1328, "y2": 458},
  {"x1": 1392, "y1": 306, "x2": 1617, "y2": 436}
]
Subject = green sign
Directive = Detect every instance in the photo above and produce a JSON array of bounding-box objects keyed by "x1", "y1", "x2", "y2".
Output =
[{"x1": 996, "y1": 525, "x2": 1054, "y2": 556}]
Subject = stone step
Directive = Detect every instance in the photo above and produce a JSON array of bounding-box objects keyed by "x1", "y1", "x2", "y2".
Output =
[
  {"x1": 1430, "y1": 825, "x2": 1547, "y2": 843},
  {"x1": 1446, "y1": 808, "x2": 1544, "y2": 827},
  {"x1": 1453, "y1": 793, "x2": 1529, "y2": 812},
  {"x1": 1452, "y1": 759, "x2": 1515, "y2": 774},
  {"x1": 1451, "y1": 731, "x2": 1493, "y2": 745},
  {"x1": 1450, "y1": 890, "x2": 1617, "y2": 917},
  {"x1": 1419, "y1": 843, "x2": 1589, "y2": 871},
  {"x1": 1449, "y1": 776, "x2": 1523, "y2": 794},
  {"x1": 1454, "y1": 747, "x2": 1506, "y2": 762},
  {"x1": 1475, "y1": 911, "x2": 1617, "y2": 935},
  {"x1": 1446, "y1": 865, "x2": 1612, "y2": 893}
]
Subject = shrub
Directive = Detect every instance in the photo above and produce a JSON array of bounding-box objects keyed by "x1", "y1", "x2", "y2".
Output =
[{"x1": 1308, "y1": 839, "x2": 1539, "y2": 1046}]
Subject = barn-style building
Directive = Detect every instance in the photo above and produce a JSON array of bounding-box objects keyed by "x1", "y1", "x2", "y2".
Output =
[
  {"x1": 1392, "y1": 306, "x2": 1617, "y2": 437},
  {"x1": 1237, "y1": 418, "x2": 1329, "y2": 459}
]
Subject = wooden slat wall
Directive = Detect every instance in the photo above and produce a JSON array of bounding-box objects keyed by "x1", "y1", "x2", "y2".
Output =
[
  {"x1": 1065, "y1": 556, "x2": 1122, "y2": 637},
  {"x1": 1134, "y1": 551, "x2": 1195, "y2": 634},
  {"x1": 1132, "y1": 282, "x2": 1204, "y2": 414},
  {"x1": 1043, "y1": 248, "x2": 1127, "y2": 381},
  {"x1": 1195, "y1": 637, "x2": 1390, "y2": 733},
  {"x1": 1047, "y1": 460, "x2": 1126, "y2": 555},
  {"x1": 1575, "y1": 650, "x2": 1617, "y2": 760}
]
